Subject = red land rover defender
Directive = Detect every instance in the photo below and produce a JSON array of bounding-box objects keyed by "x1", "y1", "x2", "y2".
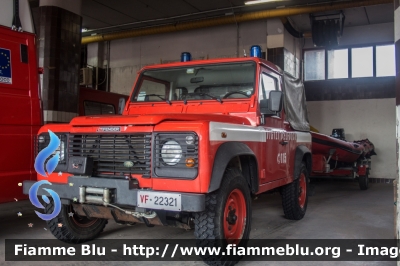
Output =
[{"x1": 23, "y1": 55, "x2": 312, "y2": 263}]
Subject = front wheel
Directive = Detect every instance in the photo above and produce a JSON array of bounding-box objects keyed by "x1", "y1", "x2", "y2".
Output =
[
  {"x1": 45, "y1": 202, "x2": 108, "y2": 244},
  {"x1": 281, "y1": 162, "x2": 309, "y2": 220},
  {"x1": 194, "y1": 168, "x2": 252, "y2": 265}
]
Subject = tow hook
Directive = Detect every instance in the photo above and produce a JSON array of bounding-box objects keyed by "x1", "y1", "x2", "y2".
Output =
[
  {"x1": 104, "y1": 202, "x2": 157, "y2": 219},
  {"x1": 79, "y1": 186, "x2": 157, "y2": 219}
]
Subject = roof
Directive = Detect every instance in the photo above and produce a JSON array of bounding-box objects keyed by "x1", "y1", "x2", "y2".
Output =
[{"x1": 138, "y1": 56, "x2": 282, "y2": 74}]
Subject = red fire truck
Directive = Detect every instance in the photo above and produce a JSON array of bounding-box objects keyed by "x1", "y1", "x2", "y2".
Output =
[
  {"x1": 0, "y1": 25, "x2": 127, "y2": 203},
  {"x1": 23, "y1": 45, "x2": 312, "y2": 263},
  {"x1": 0, "y1": 25, "x2": 40, "y2": 204}
]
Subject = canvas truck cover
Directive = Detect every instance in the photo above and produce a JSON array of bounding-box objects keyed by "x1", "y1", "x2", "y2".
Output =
[{"x1": 282, "y1": 72, "x2": 310, "y2": 132}]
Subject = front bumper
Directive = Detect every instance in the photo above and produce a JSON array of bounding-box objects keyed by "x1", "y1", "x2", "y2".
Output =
[{"x1": 23, "y1": 176, "x2": 205, "y2": 212}]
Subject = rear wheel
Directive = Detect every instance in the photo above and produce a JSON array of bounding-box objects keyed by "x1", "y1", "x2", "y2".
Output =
[
  {"x1": 45, "y1": 202, "x2": 107, "y2": 244},
  {"x1": 194, "y1": 168, "x2": 252, "y2": 265},
  {"x1": 281, "y1": 162, "x2": 309, "y2": 220},
  {"x1": 359, "y1": 173, "x2": 369, "y2": 190}
]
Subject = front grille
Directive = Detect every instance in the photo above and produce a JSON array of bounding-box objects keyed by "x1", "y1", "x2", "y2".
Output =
[{"x1": 68, "y1": 134, "x2": 152, "y2": 179}]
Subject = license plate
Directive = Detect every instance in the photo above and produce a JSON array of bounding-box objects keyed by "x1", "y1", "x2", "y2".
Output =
[{"x1": 137, "y1": 191, "x2": 181, "y2": 211}]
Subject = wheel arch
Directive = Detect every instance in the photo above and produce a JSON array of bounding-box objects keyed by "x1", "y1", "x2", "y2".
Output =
[
  {"x1": 208, "y1": 142, "x2": 259, "y2": 194},
  {"x1": 294, "y1": 145, "x2": 312, "y2": 179}
]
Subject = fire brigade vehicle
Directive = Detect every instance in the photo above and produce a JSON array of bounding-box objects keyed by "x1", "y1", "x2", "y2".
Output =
[{"x1": 23, "y1": 45, "x2": 312, "y2": 264}]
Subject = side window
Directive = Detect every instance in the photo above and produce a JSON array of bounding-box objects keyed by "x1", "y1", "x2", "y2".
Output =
[
  {"x1": 259, "y1": 73, "x2": 277, "y2": 101},
  {"x1": 84, "y1": 101, "x2": 115, "y2": 115},
  {"x1": 259, "y1": 72, "x2": 280, "y2": 117}
]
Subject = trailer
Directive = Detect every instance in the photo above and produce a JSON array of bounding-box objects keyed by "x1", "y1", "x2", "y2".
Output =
[{"x1": 310, "y1": 128, "x2": 376, "y2": 190}]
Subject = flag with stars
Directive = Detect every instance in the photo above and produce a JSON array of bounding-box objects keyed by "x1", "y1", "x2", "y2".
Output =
[{"x1": 0, "y1": 48, "x2": 12, "y2": 84}]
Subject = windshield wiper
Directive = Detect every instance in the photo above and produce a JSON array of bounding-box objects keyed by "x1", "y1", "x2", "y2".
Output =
[
  {"x1": 145, "y1": 94, "x2": 171, "y2": 105},
  {"x1": 146, "y1": 94, "x2": 165, "y2": 100},
  {"x1": 191, "y1": 92, "x2": 223, "y2": 104}
]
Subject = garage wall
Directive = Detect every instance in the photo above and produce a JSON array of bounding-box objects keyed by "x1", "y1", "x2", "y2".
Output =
[
  {"x1": 305, "y1": 77, "x2": 395, "y2": 101},
  {"x1": 106, "y1": 19, "x2": 275, "y2": 95},
  {"x1": 307, "y1": 99, "x2": 396, "y2": 179},
  {"x1": 304, "y1": 22, "x2": 394, "y2": 48},
  {"x1": 108, "y1": 23, "x2": 237, "y2": 95},
  {"x1": 105, "y1": 21, "x2": 394, "y2": 95}
]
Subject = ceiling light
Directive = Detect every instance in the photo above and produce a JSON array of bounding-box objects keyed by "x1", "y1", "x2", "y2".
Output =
[
  {"x1": 81, "y1": 28, "x2": 88, "y2": 32},
  {"x1": 245, "y1": 0, "x2": 284, "y2": 5}
]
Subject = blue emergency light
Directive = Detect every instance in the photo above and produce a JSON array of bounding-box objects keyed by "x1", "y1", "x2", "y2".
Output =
[
  {"x1": 250, "y1": 45, "x2": 262, "y2": 58},
  {"x1": 181, "y1": 52, "x2": 192, "y2": 62}
]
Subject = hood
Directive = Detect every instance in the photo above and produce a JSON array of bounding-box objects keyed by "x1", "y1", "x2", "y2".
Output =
[{"x1": 69, "y1": 113, "x2": 251, "y2": 126}]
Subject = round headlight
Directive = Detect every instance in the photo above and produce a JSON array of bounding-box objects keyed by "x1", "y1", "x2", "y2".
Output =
[
  {"x1": 161, "y1": 140, "x2": 182, "y2": 166},
  {"x1": 54, "y1": 140, "x2": 65, "y2": 161}
]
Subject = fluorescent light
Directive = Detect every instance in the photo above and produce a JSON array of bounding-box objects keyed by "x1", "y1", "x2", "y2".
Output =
[
  {"x1": 81, "y1": 28, "x2": 88, "y2": 32},
  {"x1": 245, "y1": 0, "x2": 283, "y2": 5}
]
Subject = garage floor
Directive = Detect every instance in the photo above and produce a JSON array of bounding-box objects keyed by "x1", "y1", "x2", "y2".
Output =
[{"x1": 0, "y1": 180, "x2": 395, "y2": 266}]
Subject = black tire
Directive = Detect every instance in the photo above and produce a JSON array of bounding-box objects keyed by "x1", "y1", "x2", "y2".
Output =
[
  {"x1": 359, "y1": 173, "x2": 369, "y2": 190},
  {"x1": 281, "y1": 162, "x2": 309, "y2": 220},
  {"x1": 194, "y1": 168, "x2": 252, "y2": 266},
  {"x1": 45, "y1": 202, "x2": 108, "y2": 244}
]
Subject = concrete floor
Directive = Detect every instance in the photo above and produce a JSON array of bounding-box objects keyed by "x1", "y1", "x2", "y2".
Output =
[{"x1": 0, "y1": 179, "x2": 395, "y2": 266}]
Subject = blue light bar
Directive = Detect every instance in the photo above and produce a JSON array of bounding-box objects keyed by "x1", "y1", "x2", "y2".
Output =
[
  {"x1": 250, "y1": 45, "x2": 262, "y2": 58},
  {"x1": 181, "y1": 52, "x2": 192, "y2": 62}
]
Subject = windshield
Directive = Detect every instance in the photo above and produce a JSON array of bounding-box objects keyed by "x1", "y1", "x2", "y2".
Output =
[{"x1": 131, "y1": 62, "x2": 256, "y2": 102}]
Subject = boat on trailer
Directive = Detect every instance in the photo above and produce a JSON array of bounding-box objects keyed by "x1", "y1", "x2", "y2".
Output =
[
  {"x1": 312, "y1": 132, "x2": 364, "y2": 163},
  {"x1": 310, "y1": 128, "x2": 376, "y2": 190}
]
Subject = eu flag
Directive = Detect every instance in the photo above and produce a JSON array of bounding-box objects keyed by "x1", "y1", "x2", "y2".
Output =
[{"x1": 0, "y1": 48, "x2": 12, "y2": 84}]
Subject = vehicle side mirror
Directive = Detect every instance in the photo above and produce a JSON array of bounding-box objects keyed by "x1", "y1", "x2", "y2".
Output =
[
  {"x1": 118, "y1": 97, "x2": 126, "y2": 114},
  {"x1": 268, "y1": 91, "x2": 283, "y2": 112}
]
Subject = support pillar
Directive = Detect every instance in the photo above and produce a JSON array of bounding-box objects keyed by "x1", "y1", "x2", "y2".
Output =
[
  {"x1": 38, "y1": 0, "x2": 82, "y2": 123},
  {"x1": 395, "y1": 1, "x2": 400, "y2": 253},
  {"x1": 266, "y1": 19, "x2": 301, "y2": 78}
]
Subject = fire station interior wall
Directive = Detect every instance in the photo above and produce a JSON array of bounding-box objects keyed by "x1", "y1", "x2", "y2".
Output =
[
  {"x1": 99, "y1": 20, "x2": 271, "y2": 95},
  {"x1": 98, "y1": 18, "x2": 302, "y2": 94},
  {"x1": 103, "y1": 21, "x2": 394, "y2": 95},
  {"x1": 0, "y1": 0, "x2": 34, "y2": 33},
  {"x1": 303, "y1": 22, "x2": 394, "y2": 48},
  {"x1": 307, "y1": 98, "x2": 396, "y2": 179}
]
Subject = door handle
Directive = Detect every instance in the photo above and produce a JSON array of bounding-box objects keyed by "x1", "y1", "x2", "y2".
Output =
[{"x1": 279, "y1": 140, "x2": 289, "y2": 146}]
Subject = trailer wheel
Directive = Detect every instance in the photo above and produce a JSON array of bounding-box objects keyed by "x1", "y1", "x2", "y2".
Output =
[
  {"x1": 359, "y1": 173, "x2": 369, "y2": 190},
  {"x1": 194, "y1": 168, "x2": 252, "y2": 265},
  {"x1": 45, "y1": 202, "x2": 107, "y2": 244},
  {"x1": 282, "y1": 161, "x2": 309, "y2": 220}
]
